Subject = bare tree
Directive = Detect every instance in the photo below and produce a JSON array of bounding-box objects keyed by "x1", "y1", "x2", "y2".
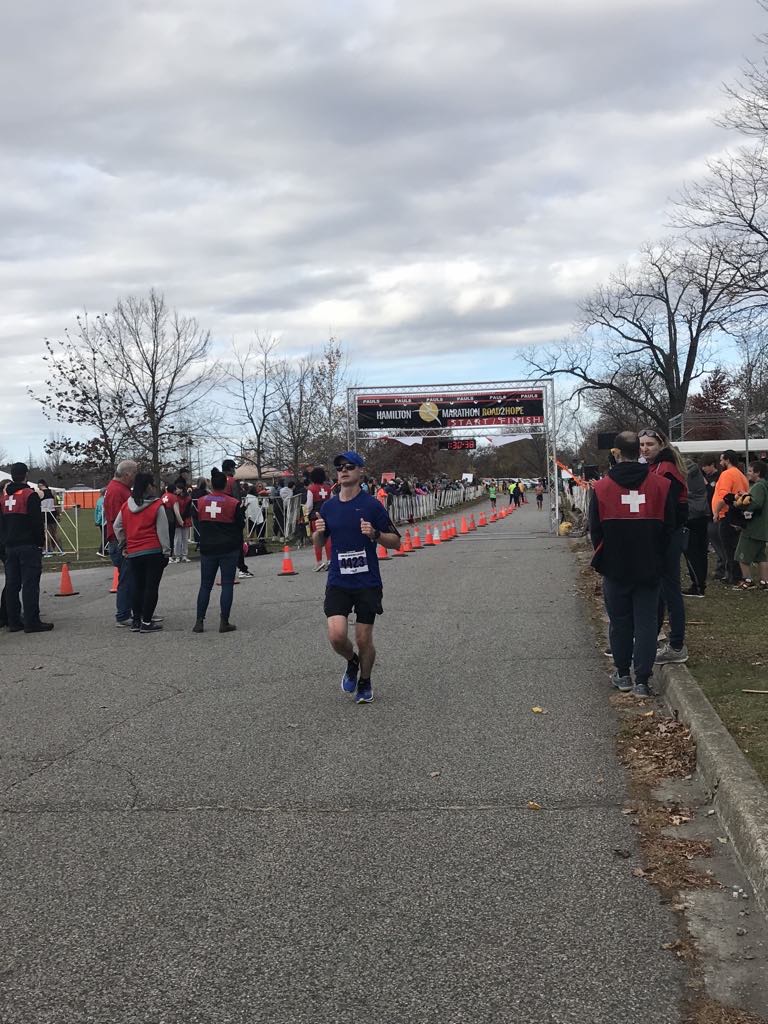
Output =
[
  {"x1": 29, "y1": 313, "x2": 137, "y2": 477},
  {"x1": 101, "y1": 290, "x2": 217, "y2": 480},
  {"x1": 272, "y1": 356, "x2": 317, "y2": 478},
  {"x1": 220, "y1": 333, "x2": 284, "y2": 477},
  {"x1": 310, "y1": 337, "x2": 352, "y2": 464},
  {"x1": 524, "y1": 237, "x2": 756, "y2": 431}
]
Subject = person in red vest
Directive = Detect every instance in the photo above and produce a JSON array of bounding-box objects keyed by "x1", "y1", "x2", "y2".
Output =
[
  {"x1": 174, "y1": 485, "x2": 193, "y2": 562},
  {"x1": 0, "y1": 462, "x2": 53, "y2": 632},
  {"x1": 113, "y1": 473, "x2": 170, "y2": 633},
  {"x1": 307, "y1": 467, "x2": 333, "y2": 571},
  {"x1": 104, "y1": 459, "x2": 138, "y2": 625},
  {"x1": 191, "y1": 467, "x2": 245, "y2": 633},
  {"x1": 161, "y1": 484, "x2": 183, "y2": 562},
  {"x1": 639, "y1": 429, "x2": 690, "y2": 664},
  {"x1": 589, "y1": 432, "x2": 675, "y2": 698}
]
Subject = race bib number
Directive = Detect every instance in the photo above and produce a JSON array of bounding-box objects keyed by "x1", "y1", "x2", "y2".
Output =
[{"x1": 338, "y1": 549, "x2": 369, "y2": 575}]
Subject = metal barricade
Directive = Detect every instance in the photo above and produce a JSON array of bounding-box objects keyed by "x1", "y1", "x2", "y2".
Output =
[{"x1": 43, "y1": 507, "x2": 80, "y2": 559}]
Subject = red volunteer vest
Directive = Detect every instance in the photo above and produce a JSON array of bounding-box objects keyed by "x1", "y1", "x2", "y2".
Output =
[
  {"x1": 177, "y1": 495, "x2": 192, "y2": 525},
  {"x1": 161, "y1": 492, "x2": 179, "y2": 510},
  {"x1": 196, "y1": 492, "x2": 239, "y2": 524},
  {"x1": 308, "y1": 482, "x2": 331, "y2": 509},
  {"x1": 649, "y1": 459, "x2": 687, "y2": 505},
  {"x1": 593, "y1": 473, "x2": 670, "y2": 523},
  {"x1": 122, "y1": 499, "x2": 163, "y2": 555},
  {"x1": 2, "y1": 486, "x2": 35, "y2": 517}
]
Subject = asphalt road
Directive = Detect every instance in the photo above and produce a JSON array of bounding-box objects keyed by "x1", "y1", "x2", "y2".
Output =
[{"x1": 1, "y1": 502, "x2": 685, "y2": 1023}]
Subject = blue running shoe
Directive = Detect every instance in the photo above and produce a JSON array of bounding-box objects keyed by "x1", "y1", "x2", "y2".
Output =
[
  {"x1": 341, "y1": 656, "x2": 359, "y2": 694},
  {"x1": 356, "y1": 680, "x2": 373, "y2": 704}
]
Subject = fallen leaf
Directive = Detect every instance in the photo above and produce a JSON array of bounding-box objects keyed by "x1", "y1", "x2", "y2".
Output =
[
  {"x1": 31, "y1": 665, "x2": 44, "y2": 671},
  {"x1": 736, "y1": 927, "x2": 747, "y2": 936},
  {"x1": 621, "y1": 807, "x2": 638, "y2": 815},
  {"x1": 672, "y1": 904, "x2": 687, "y2": 912},
  {"x1": 429, "y1": 771, "x2": 441, "y2": 778},
  {"x1": 706, "y1": 809, "x2": 716, "y2": 816},
  {"x1": 717, "y1": 836, "x2": 728, "y2": 844},
  {"x1": 632, "y1": 867, "x2": 646, "y2": 878},
  {"x1": 641, "y1": 710, "x2": 655, "y2": 718},
  {"x1": 526, "y1": 800, "x2": 542, "y2": 811}
]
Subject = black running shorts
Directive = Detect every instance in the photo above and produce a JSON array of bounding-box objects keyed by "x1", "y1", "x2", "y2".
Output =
[{"x1": 324, "y1": 586, "x2": 383, "y2": 624}]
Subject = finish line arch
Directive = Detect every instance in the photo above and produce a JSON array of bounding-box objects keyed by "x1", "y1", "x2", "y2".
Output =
[{"x1": 347, "y1": 379, "x2": 560, "y2": 532}]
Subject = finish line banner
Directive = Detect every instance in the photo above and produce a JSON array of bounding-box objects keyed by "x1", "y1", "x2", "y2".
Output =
[{"x1": 357, "y1": 390, "x2": 545, "y2": 429}]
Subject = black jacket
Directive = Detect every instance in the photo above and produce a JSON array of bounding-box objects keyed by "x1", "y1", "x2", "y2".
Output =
[
  {"x1": 589, "y1": 462, "x2": 676, "y2": 584},
  {"x1": 0, "y1": 483, "x2": 45, "y2": 549},
  {"x1": 191, "y1": 497, "x2": 246, "y2": 556}
]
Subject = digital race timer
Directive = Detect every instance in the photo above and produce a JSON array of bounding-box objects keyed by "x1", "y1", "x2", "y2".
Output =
[{"x1": 438, "y1": 438, "x2": 477, "y2": 451}]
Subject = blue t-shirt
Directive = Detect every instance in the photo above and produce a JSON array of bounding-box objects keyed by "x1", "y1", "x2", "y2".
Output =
[{"x1": 323, "y1": 491, "x2": 393, "y2": 590}]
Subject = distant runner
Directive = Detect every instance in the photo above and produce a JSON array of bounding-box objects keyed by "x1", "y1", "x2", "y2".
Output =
[
  {"x1": 535, "y1": 483, "x2": 544, "y2": 510},
  {"x1": 488, "y1": 482, "x2": 497, "y2": 510},
  {"x1": 313, "y1": 451, "x2": 401, "y2": 704}
]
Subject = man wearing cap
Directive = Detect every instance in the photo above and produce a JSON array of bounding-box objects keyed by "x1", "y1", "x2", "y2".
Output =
[{"x1": 313, "y1": 451, "x2": 401, "y2": 704}]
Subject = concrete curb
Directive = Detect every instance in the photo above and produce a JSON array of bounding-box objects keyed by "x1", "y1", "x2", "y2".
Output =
[{"x1": 658, "y1": 662, "x2": 768, "y2": 914}]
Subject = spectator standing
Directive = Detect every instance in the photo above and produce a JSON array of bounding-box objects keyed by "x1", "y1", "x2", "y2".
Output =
[
  {"x1": 712, "y1": 450, "x2": 749, "y2": 584},
  {"x1": 589, "y1": 432, "x2": 674, "y2": 697},
  {"x1": 94, "y1": 487, "x2": 106, "y2": 555},
  {"x1": 307, "y1": 467, "x2": 333, "y2": 570},
  {"x1": 162, "y1": 484, "x2": 183, "y2": 561},
  {"x1": 700, "y1": 457, "x2": 726, "y2": 580},
  {"x1": 38, "y1": 479, "x2": 58, "y2": 553},
  {"x1": 192, "y1": 468, "x2": 245, "y2": 633},
  {"x1": 104, "y1": 459, "x2": 138, "y2": 626},
  {"x1": 113, "y1": 473, "x2": 169, "y2": 633},
  {"x1": 222, "y1": 459, "x2": 253, "y2": 578},
  {"x1": 734, "y1": 460, "x2": 768, "y2": 590},
  {"x1": 189, "y1": 477, "x2": 208, "y2": 550},
  {"x1": 683, "y1": 459, "x2": 710, "y2": 598},
  {"x1": 640, "y1": 429, "x2": 689, "y2": 664},
  {"x1": 174, "y1": 485, "x2": 192, "y2": 562},
  {"x1": 1, "y1": 462, "x2": 54, "y2": 632}
]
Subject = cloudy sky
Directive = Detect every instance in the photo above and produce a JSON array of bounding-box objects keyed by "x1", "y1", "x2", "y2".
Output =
[{"x1": 1, "y1": 0, "x2": 765, "y2": 459}]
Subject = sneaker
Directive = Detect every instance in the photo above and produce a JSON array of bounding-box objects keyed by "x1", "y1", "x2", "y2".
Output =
[
  {"x1": 192, "y1": 619, "x2": 204, "y2": 633},
  {"x1": 655, "y1": 643, "x2": 688, "y2": 664},
  {"x1": 151, "y1": 615, "x2": 164, "y2": 623},
  {"x1": 7, "y1": 624, "x2": 24, "y2": 632},
  {"x1": 314, "y1": 562, "x2": 325, "y2": 572},
  {"x1": 24, "y1": 621, "x2": 54, "y2": 633},
  {"x1": 130, "y1": 619, "x2": 141, "y2": 632},
  {"x1": 760, "y1": 581, "x2": 768, "y2": 591},
  {"x1": 139, "y1": 621, "x2": 163, "y2": 633},
  {"x1": 115, "y1": 617, "x2": 133, "y2": 627},
  {"x1": 733, "y1": 580, "x2": 756, "y2": 590},
  {"x1": 610, "y1": 670, "x2": 633, "y2": 692},
  {"x1": 682, "y1": 587, "x2": 704, "y2": 598},
  {"x1": 219, "y1": 618, "x2": 237, "y2": 633},
  {"x1": 356, "y1": 680, "x2": 373, "y2": 704},
  {"x1": 341, "y1": 655, "x2": 360, "y2": 694},
  {"x1": 238, "y1": 570, "x2": 254, "y2": 579},
  {"x1": 632, "y1": 681, "x2": 653, "y2": 698},
  {"x1": 181, "y1": 557, "x2": 191, "y2": 563}
]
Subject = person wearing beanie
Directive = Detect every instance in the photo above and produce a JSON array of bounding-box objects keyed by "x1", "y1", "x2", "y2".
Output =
[{"x1": 191, "y1": 467, "x2": 246, "y2": 633}]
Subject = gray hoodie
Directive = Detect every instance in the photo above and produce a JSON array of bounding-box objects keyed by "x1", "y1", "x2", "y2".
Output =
[
  {"x1": 686, "y1": 460, "x2": 709, "y2": 520},
  {"x1": 113, "y1": 497, "x2": 171, "y2": 557}
]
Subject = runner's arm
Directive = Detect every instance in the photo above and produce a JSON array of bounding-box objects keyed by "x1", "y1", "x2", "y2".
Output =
[
  {"x1": 365, "y1": 507, "x2": 401, "y2": 550},
  {"x1": 313, "y1": 515, "x2": 328, "y2": 547}
]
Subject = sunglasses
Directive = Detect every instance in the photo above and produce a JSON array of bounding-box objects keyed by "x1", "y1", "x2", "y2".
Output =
[
  {"x1": 336, "y1": 463, "x2": 358, "y2": 472},
  {"x1": 638, "y1": 430, "x2": 661, "y2": 441}
]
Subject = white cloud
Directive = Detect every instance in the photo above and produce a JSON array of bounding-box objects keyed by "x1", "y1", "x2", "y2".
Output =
[{"x1": 0, "y1": 0, "x2": 765, "y2": 456}]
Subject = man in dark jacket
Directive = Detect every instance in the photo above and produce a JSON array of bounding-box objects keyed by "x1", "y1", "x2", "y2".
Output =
[
  {"x1": 191, "y1": 467, "x2": 246, "y2": 633},
  {"x1": 684, "y1": 458, "x2": 710, "y2": 597},
  {"x1": 589, "y1": 433, "x2": 675, "y2": 697},
  {"x1": 1, "y1": 462, "x2": 54, "y2": 633}
]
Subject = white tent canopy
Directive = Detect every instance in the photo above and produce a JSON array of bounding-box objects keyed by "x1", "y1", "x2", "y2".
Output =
[{"x1": 675, "y1": 439, "x2": 768, "y2": 455}]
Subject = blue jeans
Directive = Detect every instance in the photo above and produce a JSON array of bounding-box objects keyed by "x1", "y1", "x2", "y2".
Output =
[
  {"x1": 108, "y1": 538, "x2": 134, "y2": 622},
  {"x1": 5, "y1": 544, "x2": 43, "y2": 628},
  {"x1": 196, "y1": 550, "x2": 239, "y2": 620},
  {"x1": 603, "y1": 578, "x2": 660, "y2": 685},
  {"x1": 657, "y1": 527, "x2": 686, "y2": 649}
]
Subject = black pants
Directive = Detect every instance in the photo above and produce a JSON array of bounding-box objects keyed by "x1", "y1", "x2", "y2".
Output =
[
  {"x1": 130, "y1": 553, "x2": 167, "y2": 624},
  {"x1": 603, "y1": 578, "x2": 660, "y2": 684},
  {"x1": 168, "y1": 521, "x2": 176, "y2": 555},
  {"x1": 0, "y1": 557, "x2": 7, "y2": 626},
  {"x1": 5, "y1": 544, "x2": 43, "y2": 628},
  {"x1": 708, "y1": 518, "x2": 726, "y2": 578},
  {"x1": 686, "y1": 517, "x2": 709, "y2": 593},
  {"x1": 718, "y1": 520, "x2": 742, "y2": 583}
]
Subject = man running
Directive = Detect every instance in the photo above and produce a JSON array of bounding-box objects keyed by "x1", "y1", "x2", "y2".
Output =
[
  {"x1": 535, "y1": 482, "x2": 544, "y2": 510},
  {"x1": 313, "y1": 451, "x2": 401, "y2": 704},
  {"x1": 488, "y1": 481, "x2": 497, "y2": 510}
]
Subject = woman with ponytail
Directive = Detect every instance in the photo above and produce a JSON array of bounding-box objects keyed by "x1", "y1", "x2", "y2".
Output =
[
  {"x1": 639, "y1": 429, "x2": 689, "y2": 664},
  {"x1": 113, "y1": 473, "x2": 170, "y2": 633}
]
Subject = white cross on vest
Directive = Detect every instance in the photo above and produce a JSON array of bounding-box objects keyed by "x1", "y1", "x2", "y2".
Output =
[
  {"x1": 4, "y1": 495, "x2": 16, "y2": 511},
  {"x1": 621, "y1": 490, "x2": 646, "y2": 514},
  {"x1": 205, "y1": 501, "x2": 222, "y2": 519},
  {"x1": 319, "y1": 487, "x2": 329, "y2": 499}
]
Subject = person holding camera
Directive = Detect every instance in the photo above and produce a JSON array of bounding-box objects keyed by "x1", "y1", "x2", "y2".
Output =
[{"x1": 733, "y1": 461, "x2": 768, "y2": 591}]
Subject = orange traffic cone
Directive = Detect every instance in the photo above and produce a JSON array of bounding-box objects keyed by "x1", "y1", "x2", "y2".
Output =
[
  {"x1": 490, "y1": 510, "x2": 497, "y2": 523},
  {"x1": 402, "y1": 530, "x2": 413, "y2": 553},
  {"x1": 433, "y1": 526, "x2": 442, "y2": 545},
  {"x1": 109, "y1": 567, "x2": 119, "y2": 593},
  {"x1": 478, "y1": 512, "x2": 487, "y2": 527},
  {"x1": 412, "y1": 527, "x2": 423, "y2": 549},
  {"x1": 278, "y1": 545, "x2": 298, "y2": 576},
  {"x1": 377, "y1": 542, "x2": 390, "y2": 560},
  {"x1": 440, "y1": 522, "x2": 449, "y2": 543},
  {"x1": 55, "y1": 563, "x2": 79, "y2": 597},
  {"x1": 392, "y1": 537, "x2": 408, "y2": 556},
  {"x1": 450, "y1": 520, "x2": 458, "y2": 539},
  {"x1": 469, "y1": 515, "x2": 477, "y2": 531},
  {"x1": 460, "y1": 516, "x2": 469, "y2": 535},
  {"x1": 424, "y1": 527, "x2": 434, "y2": 546}
]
